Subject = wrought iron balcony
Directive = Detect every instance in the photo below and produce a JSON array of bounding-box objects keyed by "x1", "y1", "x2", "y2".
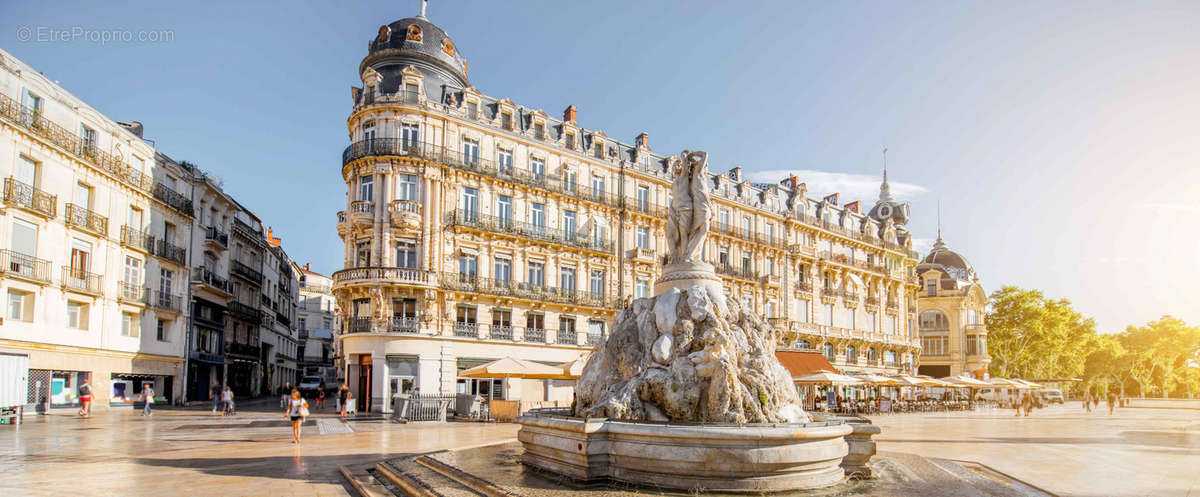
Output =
[
  {"x1": 342, "y1": 140, "x2": 624, "y2": 210},
  {"x1": 795, "y1": 280, "x2": 813, "y2": 293},
  {"x1": 454, "y1": 322, "x2": 481, "y2": 338},
  {"x1": 822, "y1": 287, "x2": 842, "y2": 298},
  {"x1": 715, "y1": 263, "x2": 760, "y2": 281},
  {"x1": 332, "y1": 266, "x2": 432, "y2": 287},
  {"x1": 886, "y1": 298, "x2": 899, "y2": 311},
  {"x1": 622, "y1": 198, "x2": 667, "y2": 218},
  {"x1": 489, "y1": 325, "x2": 514, "y2": 341},
  {"x1": 227, "y1": 300, "x2": 263, "y2": 324},
  {"x1": 3, "y1": 178, "x2": 56, "y2": 217},
  {"x1": 64, "y1": 203, "x2": 108, "y2": 237},
  {"x1": 439, "y1": 272, "x2": 617, "y2": 309},
  {"x1": 62, "y1": 267, "x2": 103, "y2": 295},
  {"x1": 523, "y1": 328, "x2": 547, "y2": 343},
  {"x1": 231, "y1": 259, "x2": 263, "y2": 284},
  {"x1": 444, "y1": 210, "x2": 613, "y2": 254},
  {"x1": 708, "y1": 221, "x2": 786, "y2": 249},
  {"x1": 389, "y1": 316, "x2": 420, "y2": 334},
  {"x1": 0, "y1": 250, "x2": 52, "y2": 284},
  {"x1": 119, "y1": 225, "x2": 153, "y2": 252},
  {"x1": 0, "y1": 92, "x2": 153, "y2": 193},
  {"x1": 843, "y1": 291, "x2": 860, "y2": 302},
  {"x1": 153, "y1": 238, "x2": 187, "y2": 266},
  {"x1": 226, "y1": 342, "x2": 260, "y2": 358},
  {"x1": 192, "y1": 266, "x2": 231, "y2": 293},
  {"x1": 151, "y1": 290, "x2": 183, "y2": 313},
  {"x1": 118, "y1": 282, "x2": 148, "y2": 304},
  {"x1": 346, "y1": 316, "x2": 372, "y2": 334},
  {"x1": 231, "y1": 219, "x2": 263, "y2": 244},
  {"x1": 557, "y1": 330, "x2": 578, "y2": 345},
  {"x1": 586, "y1": 333, "x2": 603, "y2": 346},
  {"x1": 204, "y1": 226, "x2": 229, "y2": 248},
  {"x1": 153, "y1": 182, "x2": 194, "y2": 217}
]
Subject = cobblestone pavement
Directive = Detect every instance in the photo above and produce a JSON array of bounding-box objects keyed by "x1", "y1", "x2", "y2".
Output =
[
  {"x1": 0, "y1": 401, "x2": 1195, "y2": 496},
  {"x1": 869, "y1": 403, "x2": 1200, "y2": 497}
]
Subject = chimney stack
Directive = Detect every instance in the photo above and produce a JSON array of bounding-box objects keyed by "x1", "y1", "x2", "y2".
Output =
[
  {"x1": 563, "y1": 105, "x2": 577, "y2": 122},
  {"x1": 636, "y1": 132, "x2": 649, "y2": 148}
]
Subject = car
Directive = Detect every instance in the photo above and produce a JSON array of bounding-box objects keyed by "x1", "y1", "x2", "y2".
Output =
[
  {"x1": 1038, "y1": 388, "x2": 1064, "y2": 404},
  {"x1": 297, "y1": 375, "x2": 323, "y2": 394}
]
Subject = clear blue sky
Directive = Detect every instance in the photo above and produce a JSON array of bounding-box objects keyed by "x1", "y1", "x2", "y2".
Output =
[{"x1": 4, "y1": 1, "x2": 1198, "y2": 334}]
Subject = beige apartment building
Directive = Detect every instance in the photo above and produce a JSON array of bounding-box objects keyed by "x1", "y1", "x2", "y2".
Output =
[
  {"x1": 0, "y1": 49, "x2": 194, "y2": 410},
  {"x1": 915, "y1": 234, "x2": 991, "y2": 379},
  {"x1": 333, "y1": 13, "x2": 923, "y2": 411}
]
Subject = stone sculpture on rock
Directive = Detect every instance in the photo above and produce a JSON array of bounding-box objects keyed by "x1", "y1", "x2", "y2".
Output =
[{"x1": 574, "y1": 149, "x2": 808, "y2": 424}]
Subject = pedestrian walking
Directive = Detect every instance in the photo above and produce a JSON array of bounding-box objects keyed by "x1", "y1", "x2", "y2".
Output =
[
  {"x1": 221, "y1": 386, "x2": 235, "y2": 416},
  {"x1": 140, "y1": 384, "x2": 156, "y2": 416},
  {"x1": 1106, "y1": 391, "x2": 1117, "y2": 415},
  {"x1": 316, "y1": 386, "x2": 326, "y2": 410},
  {"x1": 77, "y1": 379, "x2": 93, "y2": 418},
  {"x1": 209, "y1": 381, "x2": 222, "y2": 414},
  {"x1": 280, "y1": 382, "x2": 292, "y2": 410},
  {"x1": 338, "y1": 383, "x2": 349, "y2": 419},
  {"x1": 285, "y1": 389, "x2": 309, "y2": 444},
  {"x1": 1083, "y1": 392, "x2": 1092, "y2": 412}
]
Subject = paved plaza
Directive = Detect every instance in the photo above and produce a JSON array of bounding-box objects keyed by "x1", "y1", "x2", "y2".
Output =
[{"x1": 0, "y1": 401, "x2": 1196, "y2": 496}]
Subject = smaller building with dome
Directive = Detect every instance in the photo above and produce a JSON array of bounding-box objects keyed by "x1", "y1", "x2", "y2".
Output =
[{"x1": 915, "y1": 234, "x2": 991, "y2": 378}]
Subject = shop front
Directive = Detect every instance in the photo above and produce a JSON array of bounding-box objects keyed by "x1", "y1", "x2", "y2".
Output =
[{"x1": 110, "y1": 373, "x2": 171, "y2": 406}]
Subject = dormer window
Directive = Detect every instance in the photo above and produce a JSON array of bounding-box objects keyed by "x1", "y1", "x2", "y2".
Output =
[
  {"x1": 565, "y1": 132, "x2": 575, "y2": 150},
  {"x1": 533, "y1": 122, "x2": 545, "y2": 140},
  {"x1": 406, "y1": 24, "x2": 422, "y2": 42},
  {"x1": 501, "y1": 112, "x2": 513, "y2": 131},
  {"x1": 593, "y1": 141, "x2": 603, "y2": 159},
  {"x1": 466, "y1": 101, "x2": 478, "y2": 120}
]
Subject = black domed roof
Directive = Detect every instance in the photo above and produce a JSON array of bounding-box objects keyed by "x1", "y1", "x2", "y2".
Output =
[
  {"x1": 362, "y1": 16, "x2": 469, "y2": 90},
  {"x1": 918, "y1": 238, "x2": 975, "y2": 281}
]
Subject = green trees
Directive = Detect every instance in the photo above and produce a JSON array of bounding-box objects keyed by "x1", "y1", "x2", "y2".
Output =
[
  {"x1": 985, "y1": 286, "x2": 1200, "y2": 398},
  {"x1": 985, "y1": 287, "x2": 1098, "y2": 380}
]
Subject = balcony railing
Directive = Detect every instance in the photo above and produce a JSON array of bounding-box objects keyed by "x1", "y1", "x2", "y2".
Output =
[
  {"x1": 389, "y1": 316, "x2": 420, "y2": 334},
  {"x1": 490, "y1": 325, "x2": 514, "y2": 341},
  {"x1": 332, "y1": 266, "x2": 433, "y2": 287},
  {"x1": 0, "y1": 92, "x2": 153, "y2": 194},
  {"x1": 440, "y1": 272, "x2": 617, "y2": 309},
  {"x1": 153, "y1": 182, "x2": 194, "y2": 217},
  {"x1": 3, "y1": 178, "x2": 56, "y2": 217},
  {"x1": 231, "y1": 219, "x2": 263, "y2": 244},
  {"x1": 454, "y1": 322, "x2": 481, "y2": 338},
  {"x1": 346, "y1": 316, "x2": 372, "y2": 334},
  {"x1": 204, "y1": 226, "x2": 229, "y2": 248},
  {"x1": 886, "y1": 299, "x2": 899, "y2": 311},
  {"x1": 118, "y1": 282, "x2": 147, "y2": 304},
  {"x1": 349, "y1": 200, "x2": 374, "y2": 216},
  {"x1": 342, "y1": 140, "x2": 625, "y2": 210},
  {"x1": 586, "y1": 333, "x2": 603, "y2": 346},
  {"x1": 153, "y1": 239, "x2": 187, "y2": 266},
  {"x1": 64, "y1": 203, "x2": 108, "y2": 237},
  {"x1": 622, "y1": 198, "x2": 668, "y2": 218},
  {"x1": 865, "y1": 296, "x2": 880, "y2": 307},
  {"x1": 523, "y1": 327, "x2": 547, "y2": 343},
  {"x1": 228, "y1": 300, "x2": 263, "y2": 324},
  {"x1": 557, "y1": 330, "x2": 578, "y2": 345},
  {"x1": 192, "y1": 266, "x2": 231, "y2": 293},
  {"x1": 715, "y1": 263, "x2": 760, "y2": 281},
  {"x1": 444, "y1": 210, "x2": 613, "y2": 253},
  {"x1": 709, "y1": 222, "x2": 787, "y2": 249},
  {"x1": 822, "y1": 287, "x2": 842, "y2": 298},
  {"x1": 390, "y1": 199, "x2": 420, "y2": 214},
  {"x1": 0, "y1": 249, "x2": 52, "y2": 283},
  {"x1": 231, "y1": 259, "x2": 263, "y2": 284},
  {"x1": 119, "y1": 225, "x2": 153, "y2": 252},
  {"x1": 301, "y1": 281, "x2": 332, "y2": 293},
  {"x1": 62, "y1": 267, "x2": 103, "y2": 295},
  {"x1": 795, "y1": 280, "x2": 813, "y2": 293},
  {"x1": 226, "y1": 342, "x2": 260, "y2": 358},
  {"x1": 151, "y1": 290, "x2": 183, "y2": 313}
]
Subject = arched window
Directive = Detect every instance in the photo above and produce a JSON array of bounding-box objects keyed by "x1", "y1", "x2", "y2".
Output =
[
  {"x1": 919, "y1": 310, "x2": 949, "y2": 330},
  {"x1": 867, "y1": 348, "x2": 876, "y2": 361},
  {"x1": 846, "y1": 346, "x2": 857, "y2": 363},
  {"x1": 823, "y1": 343, "x2": 835, "y2": 361},
  {"x1": 795, "y1": 339, "x2": 811, "y2": 350}
]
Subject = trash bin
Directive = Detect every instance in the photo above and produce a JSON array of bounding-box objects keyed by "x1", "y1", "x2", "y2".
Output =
[{"x1": 392, "y1": 394, "x2": 410, "y2": 419}]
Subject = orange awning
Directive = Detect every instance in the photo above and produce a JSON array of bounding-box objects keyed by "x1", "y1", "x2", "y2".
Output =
[{"x1": 775, "y1": 350, "x2": 838, "y2": 377}]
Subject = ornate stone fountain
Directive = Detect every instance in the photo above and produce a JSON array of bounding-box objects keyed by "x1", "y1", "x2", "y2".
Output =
[{"x1": 517, "y1": 150, "x2": 852, "y2": 493}]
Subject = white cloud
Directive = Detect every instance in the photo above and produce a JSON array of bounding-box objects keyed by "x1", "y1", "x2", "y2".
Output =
[
  {"x1": 911, "y1": 237, "x2": 936, "y2": 256},
  {"x1": 744, "y1": 169, "x2": 928, "y2": 203}
]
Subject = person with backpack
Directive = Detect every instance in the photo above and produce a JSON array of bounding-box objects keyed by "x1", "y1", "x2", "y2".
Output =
[
  {"x1": 78, "y1": 379, "x2": 93, "y2": 418},
  {"x1": 140, "y1": 384, "x2": 156, "y2": 416}
]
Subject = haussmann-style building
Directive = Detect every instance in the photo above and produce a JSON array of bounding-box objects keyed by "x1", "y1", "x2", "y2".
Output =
[
  {"x1": 915, "y1": 233, "x2": 991, "y2": 379},
  {"x1": 332, "y1": 9, "x2": 924, "y2": 412}
]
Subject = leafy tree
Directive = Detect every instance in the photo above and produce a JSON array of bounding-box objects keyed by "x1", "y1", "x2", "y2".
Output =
[
  {"x1": 1120, "y1": 316, "x2": 1200, "y2": 398},
  {"x1": 986, "y1": 286, "x2": 1098, "y2": 381}
]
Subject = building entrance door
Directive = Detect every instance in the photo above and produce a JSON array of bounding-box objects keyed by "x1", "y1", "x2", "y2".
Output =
[{"x1": 357, "y1": 355, "x2": 372, "y2": 412}]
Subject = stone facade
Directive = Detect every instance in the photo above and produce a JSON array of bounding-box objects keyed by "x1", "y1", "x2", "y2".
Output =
[
  {"x1": 915, "y1": 236, "x2": 991, "y2": 378},
  {"x1": 333, "y1": 13, "x2": 923, "y2": 411}
]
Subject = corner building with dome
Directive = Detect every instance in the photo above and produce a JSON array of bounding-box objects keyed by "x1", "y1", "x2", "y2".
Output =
[
  {"x1": 915, "y1": 235, "x2": 991, "y2": 379},
  {"x1": 333, "y1": 9, "x2": 925, "y2": 412}
]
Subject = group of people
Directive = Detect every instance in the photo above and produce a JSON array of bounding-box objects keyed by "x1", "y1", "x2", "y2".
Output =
[
  {"x1": 75, "y1": 379, "x2": 157, "y2": 418},
  {"x1": 1083, "y1": 391, "x2": 1122, "y2": 415}
]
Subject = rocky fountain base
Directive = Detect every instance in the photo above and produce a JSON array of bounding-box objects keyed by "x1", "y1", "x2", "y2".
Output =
[{"x1": 517, "y1": 284, "x2": 852, "y2": 492}]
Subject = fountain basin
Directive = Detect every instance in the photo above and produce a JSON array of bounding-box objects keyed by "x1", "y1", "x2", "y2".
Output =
[{"x1": 517, "y1": 414, "x2": 852, "y2": 493}]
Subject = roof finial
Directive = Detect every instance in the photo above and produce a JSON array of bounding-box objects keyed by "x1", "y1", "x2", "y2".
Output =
[
  {"x1": 934, "y1": 199, "x2": 946, "y2": 249},
  {"x1": 878, "y1": 146, "x2": 894, "y2": 202},
  {"x1": 418, "y1": 0, "x2": 428, "y2": 18}
]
